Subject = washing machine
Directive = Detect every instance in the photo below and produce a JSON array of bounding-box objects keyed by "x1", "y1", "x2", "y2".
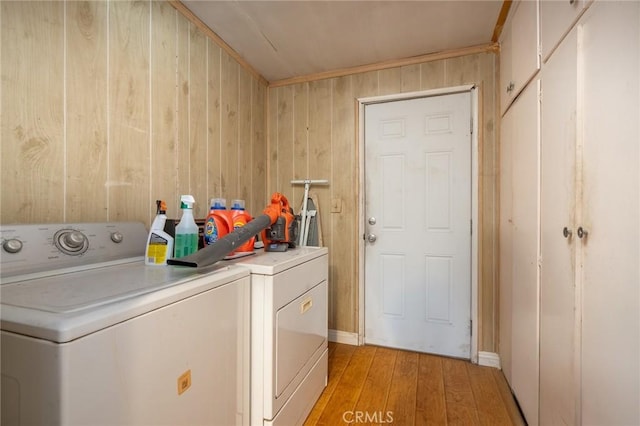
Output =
[
  {"x1": 231, "y1": 246, "x2": 328, "y2": 426},
  {"x1": 0, "y1": 222, "x2": 251, "y2": 426}
]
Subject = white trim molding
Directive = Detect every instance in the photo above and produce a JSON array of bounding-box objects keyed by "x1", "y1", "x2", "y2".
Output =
[
  {"x1": 328, "y1": 329, "x2": 359, "y2": 346},
  {"x1": 478, "y1": 351, "x2": 502, "y2": 369}
]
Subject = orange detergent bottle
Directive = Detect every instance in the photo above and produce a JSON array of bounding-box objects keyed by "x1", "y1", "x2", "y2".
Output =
[
  {"x1": 230, "y1": 199, "x2": 254, "y2": 253},
  {"x1": 203, "y1": 198, "x2": 230, "y2": 247}
]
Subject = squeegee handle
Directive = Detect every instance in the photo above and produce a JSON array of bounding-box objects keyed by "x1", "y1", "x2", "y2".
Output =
[{"x1": 290, "y1": 179, "x2": 329, "y2": 185}]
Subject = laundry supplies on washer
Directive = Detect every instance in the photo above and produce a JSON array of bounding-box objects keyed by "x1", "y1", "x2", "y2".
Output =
[
  {"x1": 145, "y1": 200, "x2": 174, "y2": 266},
  {"x1": 203, "y1": 198, "x2": 230, "y2": 247},
  {"x1": 174, "y1": 195, "x2": 199, "y2": 258}
]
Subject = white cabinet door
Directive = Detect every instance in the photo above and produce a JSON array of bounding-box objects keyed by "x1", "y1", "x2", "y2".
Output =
[
  {"x1": 580, "y1": 2, "x2": 640, "y2": 424},
  {"x1": 539, "y1": 27, "x2": 578, "y2": 426},
  {"x1": 539, "y1": 0, "x2": 587, "y2": 62},
  {"x1": 500, "y1": 79, "x2": 540, "y2": 426},
  {"x1": 500, "y1": 0, "x2": 539, "y2": 115},
  {"x1": 499, "y1": 97, "x2": 514, "y2": 385}
]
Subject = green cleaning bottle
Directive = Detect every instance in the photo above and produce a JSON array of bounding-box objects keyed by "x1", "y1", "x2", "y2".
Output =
[{"x1": 174, "y1": 195, "x2": 199, "y2": 258}]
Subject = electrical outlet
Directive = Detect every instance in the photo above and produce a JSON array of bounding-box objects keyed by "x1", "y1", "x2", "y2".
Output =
[{"x1": 331, "y1": 198, "x2": 342, "y2": 213}]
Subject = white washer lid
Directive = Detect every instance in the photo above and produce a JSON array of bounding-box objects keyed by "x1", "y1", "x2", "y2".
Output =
[{"x1": 0, "y1": 262, "x2": 249, "y2": 343}]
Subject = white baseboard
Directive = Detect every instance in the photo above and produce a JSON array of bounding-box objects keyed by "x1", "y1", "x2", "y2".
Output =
[
  {"x1": 478, "y1": 351, "x2": 501, "y2": 369},
  {"x1": 328, "y1": 329, "x2": 359, "y2": 345}
]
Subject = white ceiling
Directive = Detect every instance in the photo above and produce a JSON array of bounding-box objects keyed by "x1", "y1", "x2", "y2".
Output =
[{"x1": 181, "y1": 0, "x2": 504, "y2": 83}]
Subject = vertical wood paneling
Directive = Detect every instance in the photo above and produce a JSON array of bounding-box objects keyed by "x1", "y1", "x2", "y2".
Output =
[
  {"x1": 150, "y1": 1, "x2": 177, "y2": 221},
  {"x1": 445, "y1": 54, "x2": 481, "y2": 86},
  {"x1": 66, "y1": 1, "x2": 108, "y2": 222},
  {"x1": 188, "y1": 26, "x2": 207, "y2": 218},
  {"x1": 175, "y1": 12, "x2": 190, "y2": 216},
  {"x1": 1, "y1": 0, "x2": 268, "y2": 229},
  {"x1": 308, "y1": 78, "x2": 333, "y2": 323},
  {"x1": 480, "y1": 53, "x2": 498, "y2": 352},
  {"x1": 331, "y1": 75, "x2": 356, "y2": 332},
  {"x1": 276, "y1": 85, "x2": 294, "y2": 194},
  {"x1": 421, "y1": 61, "x2": 446, "y2": 89},
  {"x1": 292, "y1": 84, "x2": 309, "y2": 208},
  {"x1": 352, "y1": 70, "x2": 378, "y2": 99},
  {"x1": 207, "y1": 41, "x2": 222, "y2": 205},
  {"x1": 237, "y1": 70, "x2": 252, "y2": 204},
  {"x1": 1, "y1": 1, "x2": 65, "y2": 224},
  {"x1": 267, "y1": 89, "x2": 278, "y2": 192},
  {"x1": 221, "y1": 52, "x2": 238, "y2": 201},
  {"x1": 250, "y1": 80, "x2": 266, "y2": 213},
  {"x1": 378, "y1": 68, "x2": 402, "y2": 95},
  {"x1": 108, "y1": 0, "x2": 149, "y2": 222},
  {"x1": 401, "y1": 64, "x2": 421, "y2": 92},
  {"x1": 267, "y1": 52, "x2": 499, "y2": 350}
]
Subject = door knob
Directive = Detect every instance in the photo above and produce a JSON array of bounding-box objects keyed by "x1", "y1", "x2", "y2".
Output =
[
  {"x1": 367, "y1": 234, "x2": 377, "y2": 243},
  {"x1": 368, "y1": 217, "x2": 377, "y2": 225},
  {"x1": 563, "y1": 227, "x2": 572, "y2": 238},
  {"x1": 577, "y1": 227, "x2": 588, "y2": 239}
]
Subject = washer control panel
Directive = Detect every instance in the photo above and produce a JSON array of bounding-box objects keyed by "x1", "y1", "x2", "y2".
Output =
[{"x1": 0, "y1": 222, "x2": 148, "y2": 279}]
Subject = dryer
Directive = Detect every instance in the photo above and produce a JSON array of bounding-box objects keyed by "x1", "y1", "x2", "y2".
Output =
[{"x1": 232, "y1": 247, "x2": 328, "y2": 426}]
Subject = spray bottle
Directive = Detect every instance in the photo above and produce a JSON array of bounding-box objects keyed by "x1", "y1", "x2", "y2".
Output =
[
  {"x1": 145, "y1": 200, "x2": 174, "y2": 266},
  {"x1": 174, "y1": 195, "x2": 199, "y2": 259}
]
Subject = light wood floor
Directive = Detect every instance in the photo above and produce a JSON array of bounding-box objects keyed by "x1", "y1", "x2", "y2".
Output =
[{"x1": 304, "y1": 342, "x2": 525, "y2": 426}]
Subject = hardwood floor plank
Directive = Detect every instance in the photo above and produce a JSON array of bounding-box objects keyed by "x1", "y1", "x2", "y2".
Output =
[
  {"x1": 467, "y1": 364, "x2": 512, "y2": 425},
  {"x1": 304, "y1": 344, "x2": 525, "y2": 426},
  {"x1": 304, "y1": 343, "x2": 356, "y2": 426},
  {"x1": 385, "y1": 350, "x2": 419, "y2": 425},
  {"x1": 491, "y1": 368, "x2": 526, "y2": 426},
  {"x1": 314, "y1": 345, "x2": 377, "y2": 425},
  {"x1": 353, "y1": 346, "x2": 397, "y2": 418},
  {"x1": 415, "y1": 354, "x2": 448, "y2": 425},
  {"x1": 443, "y1": 358, "x2": 481, "y2": 425}
]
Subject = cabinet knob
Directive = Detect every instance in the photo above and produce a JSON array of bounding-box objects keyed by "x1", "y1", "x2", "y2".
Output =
[
  {"x1": 563, "y1": 227, "x2": 572, "y2": 238},
  {"x1": 577, "y1": 227, "x2": 588, "y2": 239}
]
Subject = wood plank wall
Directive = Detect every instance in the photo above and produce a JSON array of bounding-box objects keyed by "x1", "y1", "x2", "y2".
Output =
[
  {"x1": 267, "y1": 52, "x2": 499, "y2": 352},
  {"x1": 0, "y1": 0, "x2": 267, "y2": 226}
]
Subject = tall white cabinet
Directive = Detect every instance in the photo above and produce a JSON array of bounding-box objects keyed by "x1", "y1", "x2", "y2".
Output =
[{"x1": 499, "y1": 1, "x2": 640, "y2": 425}]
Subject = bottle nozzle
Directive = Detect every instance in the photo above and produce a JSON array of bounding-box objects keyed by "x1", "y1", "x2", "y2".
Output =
[
  {"x1": 156, "y1": 200, "x2": 167, "y2": 214},
  {"x1": 180, "y1": 195, "x2": 195, "y2": 209}
]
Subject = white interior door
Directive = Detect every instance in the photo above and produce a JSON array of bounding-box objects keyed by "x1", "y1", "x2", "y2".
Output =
[{"x1": 364, "y1": 92, "x2": 472, "y2": 358}]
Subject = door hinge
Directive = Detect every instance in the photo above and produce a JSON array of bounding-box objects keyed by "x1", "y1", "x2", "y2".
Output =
[
  {"x1": 470, "y1": 320, "x2": 473, "y2": 336},
  {"x1": 470, "y1": 117, "x2": 473, "y2": 134},
  {"x1": 470, "y1": 219, "x2": 473, "y2": 235}
]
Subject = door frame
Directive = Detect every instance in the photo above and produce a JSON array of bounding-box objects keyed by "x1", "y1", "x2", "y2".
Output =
[{"x1": 356, "y1": 85, "x2": 480, "y2": 362}]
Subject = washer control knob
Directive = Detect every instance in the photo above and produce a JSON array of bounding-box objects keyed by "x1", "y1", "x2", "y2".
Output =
[
  {"x1": 64, "y1": 231, "x2": 86, "y2": 248},
  {"x1": 3, "y1": 238, "x2": 23, "y2": 254},
  {"x1": 110, "y1": 231, "x2": 124, "y2": 243},
  {"x1": 54, "y1": 229, "x2": 89, "y2": 255}
]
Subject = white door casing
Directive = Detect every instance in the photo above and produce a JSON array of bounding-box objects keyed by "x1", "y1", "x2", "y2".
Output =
[{"x1": 361, "y1": 89, "x2": 475, "y2": 359}]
